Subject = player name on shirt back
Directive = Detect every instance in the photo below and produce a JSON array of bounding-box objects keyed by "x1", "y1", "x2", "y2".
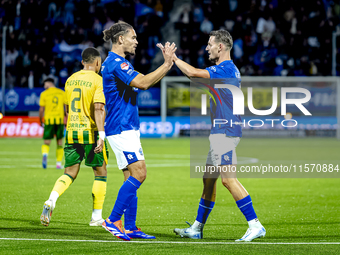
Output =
[{"x1": 66, "y1": 80, "x2": 93, "y2": 88}]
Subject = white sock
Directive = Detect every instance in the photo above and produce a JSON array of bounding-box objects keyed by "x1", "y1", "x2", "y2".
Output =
[
  {"x1": 192, "y1": 220, "x2": 204, "y2": 231},
  {"x1": 48, "y1": 191, "x2": 59, "y2": 208},
  {"x1": 248, "y1": 218, "x2": 262, "y2": 228},
  {"x1": 92, "y1": 209, "x2": 102, "y2": 220}
]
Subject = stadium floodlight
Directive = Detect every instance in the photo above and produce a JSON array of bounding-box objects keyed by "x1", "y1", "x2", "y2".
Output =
[{"x1": 161, "y1": 76, "x2": 340, "y2": 139}]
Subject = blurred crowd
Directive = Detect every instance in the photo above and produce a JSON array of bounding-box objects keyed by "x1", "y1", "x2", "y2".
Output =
[
  {"x1": 0, "y1": 0, "x2": 171, "y2": 89},
  {"x1": 172, "y1": 0, "x2": 340, "y2": 76},
  {"x1": 0, "y1": 0, "x2": 339, "y2": 89}
]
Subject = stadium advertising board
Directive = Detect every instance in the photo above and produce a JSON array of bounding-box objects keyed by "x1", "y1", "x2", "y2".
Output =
[
  {"x1": 140, "y1": 116, "x2": 189, "y2": 138},
  {"x1": 0, "y1": 88, "x2": 44, "y2": 111},
  {"x1": 137, "y1": 88, "x2": 160, "y2": 108},
  {"x1": 0, "y1": 116, "x2": 189, "y2": 138},
  {"x1": 0, "y1": 117, "x2": 44, "y2": 137},
  {"x1": 0, "y1": 88, "x2": 161, "y2": 113},
  {"x1": 1, "y1": 116, "x2": 334, "y2": 138}
]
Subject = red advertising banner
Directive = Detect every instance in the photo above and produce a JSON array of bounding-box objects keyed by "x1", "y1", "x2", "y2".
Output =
[{"x1": 0, "y1": 117, "x2": 43, "y2": 137}]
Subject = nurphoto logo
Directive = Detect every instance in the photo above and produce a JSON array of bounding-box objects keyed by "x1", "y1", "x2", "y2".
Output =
[{"x1": 200, "y1": 83, "x2": 312, "y2": 128}]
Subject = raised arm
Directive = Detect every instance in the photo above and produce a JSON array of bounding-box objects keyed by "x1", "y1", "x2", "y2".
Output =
[
  {"x1": 156, "y1": 43, "x2": 210, "y2": 79},
  {"x1": 130, "y1": 42, "x2": 177, "y2": 90},
  {"x1": 174, "y1": 58, "x2": 210, "y2": 78}
]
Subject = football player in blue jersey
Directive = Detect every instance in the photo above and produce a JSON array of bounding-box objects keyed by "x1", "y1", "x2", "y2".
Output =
[
  {"x1": 158, "y1": 29, "x2": 266, "y2": 242},
  {"x1": 100, "y1": 21, "x2": 176, "y2": 241}
]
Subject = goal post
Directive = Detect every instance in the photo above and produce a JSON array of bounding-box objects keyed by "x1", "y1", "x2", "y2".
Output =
[
  {"x1": 160, "y1": 76, "x2": 190, "y2": 138},
  {"x1": 160, "y1": 76, "x2": 340, "y2": 139}
]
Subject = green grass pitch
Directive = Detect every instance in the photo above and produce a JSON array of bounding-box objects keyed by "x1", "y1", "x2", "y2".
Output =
[{"x1": 0, "y1": 137, "x2": 339, "y2": 254}]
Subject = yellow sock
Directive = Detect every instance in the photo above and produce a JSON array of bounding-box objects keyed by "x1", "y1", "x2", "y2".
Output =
[
  {"x1": 52, "y1": 174, "x2": 73, "y2": 196},
  {"x1": 42, "y1": 144, "x2": 50, "y2": 155},
  {"x1": 56, "y1": 145, "x2": 63, "y2": 162},
  {"x1": 92, "y1": 176, "x2": 107, "y2": 210}
]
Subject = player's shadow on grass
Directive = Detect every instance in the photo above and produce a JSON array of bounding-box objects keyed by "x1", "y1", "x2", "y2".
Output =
[
  {"x1": 265, "y1": 222, "x2": 340, "y2": 225},
  {"x1": 147, "y1": 232, "x2": 180, "y2": 239},
  {"x1": 212, "y1": 222, "x2": 340, "y2": 226},
  {"x1": 0, "y1": 226, "x2": 116, "y2": 239},
  {"x1": 0, "y1": 217, "x2": 92, "y2": 226},
  {"x1": 150, "y1": 231, "x2": 237, "y2": 241},
  {"x1": 266, "y1": 235, "x2": 340, "y2": 240}
]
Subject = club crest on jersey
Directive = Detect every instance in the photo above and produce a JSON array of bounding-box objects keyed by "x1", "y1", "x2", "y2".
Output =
[
  {"x1": 221, "y1": 150, "x2": 233, "y2": 165},
  {"x1": 121, "y1": 62, "x2": 129, "y2": 70},
  {"x1": 223, "y1": 155, "x2": 230, "y2": 162},
  {"x1": 123, "y1": 151, "x2": 138, "y2": 164}
]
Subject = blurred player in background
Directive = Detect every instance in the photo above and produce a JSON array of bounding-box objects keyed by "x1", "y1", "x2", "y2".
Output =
[
  {"x1": 40, "y1": 47, "x2": 108, "y2": 227},
  {"x1": 101, "y1": 21, "x2": 176, "y2": 241},
  {"x1": 39, "y1": 78, "x2": 66, "y2": 169},
  {"x1": 158, "y1": 30, "x2": 266, "y2": 242}
]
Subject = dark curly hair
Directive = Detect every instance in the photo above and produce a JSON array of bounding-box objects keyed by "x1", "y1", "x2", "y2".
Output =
[
  {"x1": 81, "y1": 47, "x2": 100, "y2": 63},
  {"x1": 103, "y1": 21, "x2": 133, "y2": 44}
]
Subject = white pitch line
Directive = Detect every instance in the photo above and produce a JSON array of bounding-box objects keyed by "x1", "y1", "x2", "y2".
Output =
[
  {"x1": 0, "y1": 238, "x2": 339, "y2": 245},
  {"x1": 147, "y1": 154, "x2": 190, "y2": 158},
  {"x1": 0, "y1": 157, "x2": 258, "y2": 168},
  {"x1": 0, "y1": 163, "x2": 191, "y2": 169}
]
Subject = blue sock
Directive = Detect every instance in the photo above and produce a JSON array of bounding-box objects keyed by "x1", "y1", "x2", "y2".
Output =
[
  {"x1": 196, "y1": 198, "x2": 215, "y2": 224},
  {"x1": 109, "y1": 176, "x2": 141, "y2": 222},
  {"x1": 236, "y1": 195, "x2": 257, "y2": 221},
  {"x1": 124, "y1": 194, "x2": 138, "y2": 230}
]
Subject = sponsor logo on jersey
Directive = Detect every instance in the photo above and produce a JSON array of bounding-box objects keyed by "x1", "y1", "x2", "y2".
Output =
[
  {"x1": 115, "y1": 58, "x2": 122, "y2": 62},
  {"x1": 213, "y1": 154, "x2": 220, "y2": 163},
  {"x1": 121, "y1": 62, "x2": 129, "y2": 71}
]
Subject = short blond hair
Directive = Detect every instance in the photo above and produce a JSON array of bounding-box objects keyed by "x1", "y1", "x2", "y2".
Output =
[{"x1": 210, "y1": 30, "x2": 233, "y2": 51}]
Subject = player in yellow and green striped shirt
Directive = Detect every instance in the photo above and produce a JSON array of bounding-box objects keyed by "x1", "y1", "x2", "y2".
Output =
[
  {"x1": 40, "y1": 47, "x2": 108, "y2": 227},
  {"x1": 39, "y1": 78, "x2": 67, "y2": 169}
]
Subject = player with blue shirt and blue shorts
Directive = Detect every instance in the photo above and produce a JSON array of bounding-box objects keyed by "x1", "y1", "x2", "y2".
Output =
[
  {"x1": 100, "y1": 21, "x2": 176, "y2": 241},
  {"x1": 158, "y1": 29, "x2": 266, "y2": 242}
]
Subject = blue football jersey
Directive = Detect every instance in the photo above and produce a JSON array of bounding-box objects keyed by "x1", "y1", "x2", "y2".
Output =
[
  {"x1": 205, "y1": 60, "x2": 242, "y2": 137},
  {"x1": 102, "y1": 52, "x2": 140, "y2": 136}
]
